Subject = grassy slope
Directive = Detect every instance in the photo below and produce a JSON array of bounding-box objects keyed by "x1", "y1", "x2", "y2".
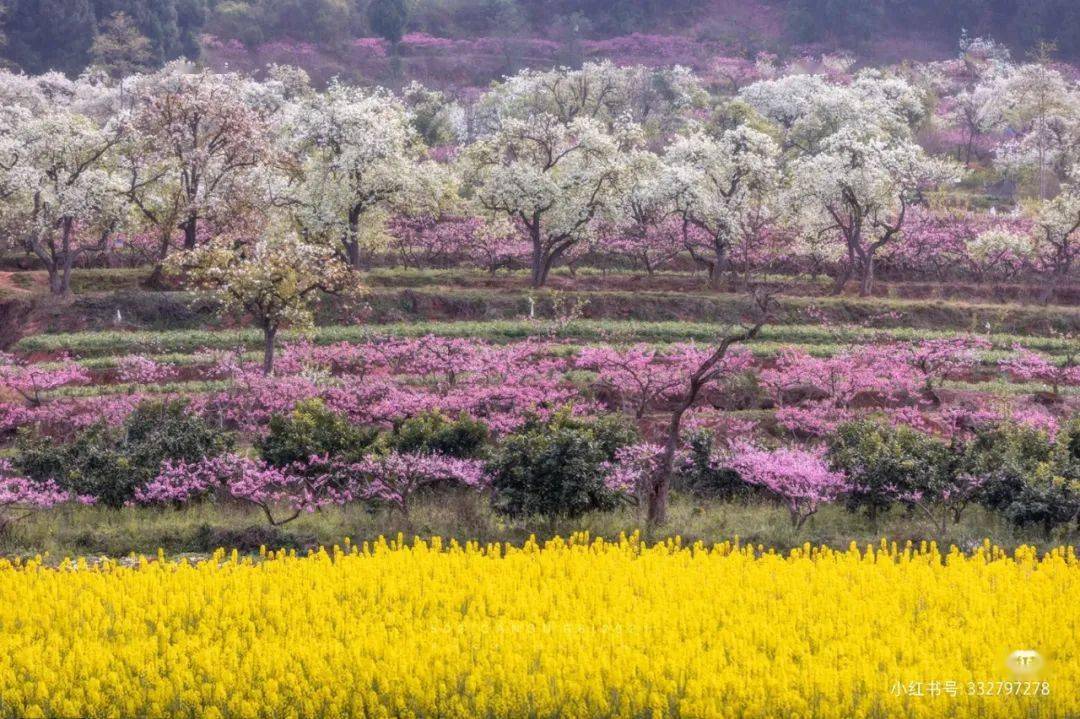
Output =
[
  {"x1": 4, "y1": 493, "x2": 1075, "y2": 560},
  {"x1": 19, "y1": 319, "x2": 1079, "y2": 358},
  {"x1": 3, "y1": 262, "x2": 1078, "y2": 556}
]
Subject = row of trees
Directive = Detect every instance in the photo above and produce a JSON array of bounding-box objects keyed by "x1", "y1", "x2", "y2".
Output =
[
  {"x1": 0, "y1": 58, "x2": 1077, "y2": 381},
  {"x1": 4, "y1": 57, "x2": 1079, "y2": 293},
  {"x1": 4, "y1": 389, "x2": 1077, "y2": 536}
]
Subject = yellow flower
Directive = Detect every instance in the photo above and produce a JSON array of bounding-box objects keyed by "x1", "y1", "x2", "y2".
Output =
[{"x1": 0, "y1": 535, "x2": 1075, "y2": 718}]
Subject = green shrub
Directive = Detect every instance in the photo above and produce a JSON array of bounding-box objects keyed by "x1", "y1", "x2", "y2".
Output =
[
  {"x1": 258, "y1": 399, "x2": 381, "y2": 467},
  {"x1": 15, "y1": 400, "x2": 232, "y2": 508},
  {"x1": 963, "y1": 423, "x2": 1054, "y2": 514},
  {"x1": 488, "y1": 410, "x2": 639, "y2": 522},
  {"x1": 965, "y1": 421, "x2": 1080, "y2": 537},
  {"x1": 828, "y1": 420, "x2": 953, "y2": 522},
  {"x1": 675, "y1": 431, "x2": 747, "y2": 500},
  {"x1": 389, "y1": 411, "x2": 489, "y2": 459}
]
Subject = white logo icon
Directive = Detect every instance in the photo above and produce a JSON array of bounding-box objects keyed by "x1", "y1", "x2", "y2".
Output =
[{"x1": 1007, "y1": 650, "x2": 1044, "y2": 677}]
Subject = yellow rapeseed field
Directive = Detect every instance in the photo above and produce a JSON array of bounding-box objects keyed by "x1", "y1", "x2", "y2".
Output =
[{"x1": 0, "y1": 534, "x2": 1077, "y2": 719}]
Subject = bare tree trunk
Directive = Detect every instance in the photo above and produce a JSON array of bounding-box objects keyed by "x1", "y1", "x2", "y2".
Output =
[
  {"x1": 830, "y1": 264, "x2": 852, "y2": 295},
  {"x1": 47, "y1": 267, "x2": 65, "y2": 295},
  {"x1": 531, "y1": 250, "x2": 555, "y2": 288},
  {"x1": 646, "y1": 403, "x2": 687, "y2": 525},
  {"x1": 182, "y1": 215, "x2": 198, "y2": 250},
  {"x1": 262, "y1": 325, "x2": 278, "y2": 375},
  {"x1": 644, "y1": 302, "x2": 769, "y2": 525},
  {"x1": 345, "y1": 239, "x2": 362, "y2": 269},
  {"x1": 708, "y1": 261, "x2": 724, "y2": 291},
  {"x1": 859, "y1": 255, "x2": 875, "y2": 297}
]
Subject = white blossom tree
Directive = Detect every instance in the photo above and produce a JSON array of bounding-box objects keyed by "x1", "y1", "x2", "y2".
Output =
[
  {"x1": 0, "y1": 109, "x2": 126, "y2": 295},
  {"x1": 788, "y1": 127, "x2": 957, "y2": 296},
  {"x1": 994, "y1": 60, "x2": 1080, "y2": 199},
  {"x1": 949, "y1": 72, "x2": 1010, "y2": 166},
  {"x1": 170, "y1": 228, "x2": 355, "y2": 375},
  {"x1": 464, "y1": 112, "x2": 635, "y2": 287},
  {"x1": 275, "y1": 80, "x2": 443, "y2": 269},
  {"x1": 661, "y1": 127, "x2": 782, "y2": 289},
  {"x1": 739, "y1": 70, "x2": 925, "y2": 154},
  {"x1": 475, "y1": 61, "x2": 704, "y2": 137},
  {"x1": 1033, "y1": 177, "x2": 1080, "y2": 284},
  {"x1": 121, "y1": 64, "x2": 273, "y2": 268}
]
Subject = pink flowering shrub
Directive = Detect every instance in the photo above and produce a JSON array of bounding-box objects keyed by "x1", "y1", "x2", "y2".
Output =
[
  {"x1": 724, "y1": 443, "x2": 847, "y2": 528},
  {"x1": 0, "y1": 460, "x2": 72, "y2": 533},
  {"x1": 0, "y1": 354, "x2": 90, "y2": 406},
  {"x1": 386, "y1": 216, "x2": 485, "y2": 269},
  {"x1": 999, "y1": 346, "x2": 1080, "y2": 398},
  {"x1": 596, "y1": 217, "x2": 684, "y2": 275},
  {"x1": 761, "y1": 345, "x2": 921, "y2": 436},
  {"x1": 138, "y1": 454, "x2": 360, "y2": 526},
  {"x1": 139, "y1": 450, "x2": 487, "y2": 521},
  {"x1": 577, "y1": 343, "x2": 753, "y2": 418},
  {"x1": 116, "y1": 355, "x2": 177, "y2": 385},
  {"x1": 899, "y1": 337, "x2": 992, "y2": 400},
  {"x1": 599, "y1": 443, "x2": 664, "y2": 498},
  {"x1": 354, "y1": 451, "x2": 488, "y2": 515}
]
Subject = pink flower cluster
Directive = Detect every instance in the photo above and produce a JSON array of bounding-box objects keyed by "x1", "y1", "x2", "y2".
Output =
[
  {"x1": 354, "y1": 451, "x2": 487, "y2": 515},
  {"x1": 999, "y1": 346, "x2": 1080, "y2": 396},
  {"x1": 136, "y1": 454, "x2": 358, "y2": 525},
  {"x1": 0, "y1": 459, "x2": 84, "y2": 531},
  {"x1": 724, "y1": 443, "x2": 847, "y2": 528},
  {"x1": 0, "y1": 353, "x2": 90, "y2": 407},
  {"x1": 385, "y1": 215, "x2": 529, "y2": 273},
  {"x1": 138, "y1": 450, "x2": 487, "y2": 523},
  {"x1": 116, "y1": 355, "x2": 177, "y2": 385},
  {"x1": 600, "y1": 443, "x2": 665, "y2": 497},
  {"x1": 577, "y1": 343, "x2": 753, "y2": 418}
]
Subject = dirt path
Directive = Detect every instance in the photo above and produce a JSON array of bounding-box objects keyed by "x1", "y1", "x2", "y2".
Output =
[{"x1": 0, "y1": 270, "x2": 47, "y2": 297}]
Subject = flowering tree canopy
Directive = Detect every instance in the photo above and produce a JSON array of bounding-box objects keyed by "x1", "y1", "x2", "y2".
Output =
[
  {"x1": 170, "y1": 228, "x2": 355, "y2": 374},
  {"x1": 276, "y1": 80, "x2": 445, "y2": 268},
  {"x1": 122, "y1": 65, "x2": 274, "y2": 262},
  {"x1": 465, "y1": 109, "x2": 637, "y2": 287},
  {"x1": 661, "y1": 127, "x2": 782, "y2": 288},
  {"x1": 0, "y1": 106, "x2": 125, "y2": 294},
  {"x1": 788, "y1": 128, "x2": 957, "y2": 295},
  {"x1": 725, "y1": 443, "x2": 847, "y2": 528}
]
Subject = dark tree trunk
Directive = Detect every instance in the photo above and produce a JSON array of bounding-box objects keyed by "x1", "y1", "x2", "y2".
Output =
[
  {"x1": 345, "y1": 239, "x2": 362, "y2": 269},
  {"x1": 47, "y1": 267, "x2": 65, "y2": 295},
  {"x1": 859, "y1": 255, "x2": 875, "y2": 297},
  {"x1": 182, "y1": 216, "x2": 198, "y2": 250},
  {"x1": 262, "y1": 326, "x2": 278, "y2": 375},
  {"x1": 644, "y1": 311, "x2": 768, "y2": 526},
  {"x1": 143, "y1": 263, "x2": 167, "y2": 290},
  {"x1": 830, "y1": 264, "x2": 852, "y2": 295},
  {"x1": 646, "y1": 405, "x2": 685, "y2": 525}
]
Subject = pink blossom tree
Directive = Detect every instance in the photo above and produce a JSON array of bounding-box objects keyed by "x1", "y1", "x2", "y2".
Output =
[
  {"x1": 138, "y1": 454, "x2": 360, "y2": 526},
  {"x1": 576, "y1": 343, "x2": 752, "y2": 419},
  {"x1": 999, "y1": 345, "x2": 1080, "y2": 399},
  {"x1": 643, "y1": 292, "x2": 771, "y2": 524},
  {"x1": 0, "y1": 460, "x2": 72, "y2": 534},
  {"x1": 0, "y1": 354, "x2": 90, "y2": 407},
  {"x1": 355, "y1": 451, "x2": 487, "y2": 516},
  {"x1": 899, "y1": 337, "x2": 991, "y2": 404},
  {"x1": 116, "y1": 355, "x2": 177, "y2": 385},
  {"x1": 724, "y1": 443, "x2": 847, "y2": 528},
  {"x1": 600, "y1": 443, "x2": 664, "y2": 500}
]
